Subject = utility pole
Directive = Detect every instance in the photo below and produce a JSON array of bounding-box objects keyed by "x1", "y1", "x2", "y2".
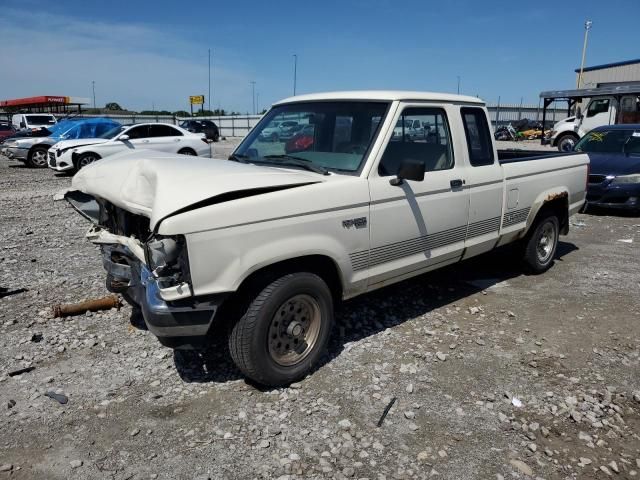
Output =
[
  {"x1": 208, "y1": 49, "x2": 212, "y2": 113},
  {"x1": 92, "y1": 81, "x2": 96, "y2": 109},
  {"x1": 250, "y1": 81, "x2": 256, "y2": 114},
  {"x1": 456, "y1": 76, "x2": 460, "y2": 95},
  {"x1": 577, "y1": 20, "x2": 593, "y2": 89},
  {"x1": 256, "y1": 92, "x2": 260, "y2": 113},
  {"x1": 293, "y1": 54, "x2": 297, "y2": 96}
]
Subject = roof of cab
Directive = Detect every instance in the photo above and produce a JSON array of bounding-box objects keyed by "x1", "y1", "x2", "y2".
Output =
[{"x1": 274, "y1": 90, "x2": 485, "y2": 106}]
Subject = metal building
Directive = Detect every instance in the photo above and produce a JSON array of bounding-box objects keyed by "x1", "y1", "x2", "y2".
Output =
[{"x1": 576, "y1": 58, "x2": 640, "y2": 88}]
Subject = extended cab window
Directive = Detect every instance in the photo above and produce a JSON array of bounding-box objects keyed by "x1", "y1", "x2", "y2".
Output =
[
  {"x1": 461, "y1": 107, "x2": 494, "y2": 167},
  {"x1": 378, "y1": 107, "x2": 453, "y2": 176},
  {"x1": 587, "y1": 99, "x2": 610, "y2": 117}
]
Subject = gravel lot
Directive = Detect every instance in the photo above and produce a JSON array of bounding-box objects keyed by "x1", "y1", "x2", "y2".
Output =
[{"x1": 1, "y1": 140, "x2": 639, "y2": 480}]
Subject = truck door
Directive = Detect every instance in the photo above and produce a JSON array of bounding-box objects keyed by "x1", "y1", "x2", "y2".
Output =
[
  {"x1": 579, "y1": 97, "x2": 616, "y2": 136},
  {"x1": 367, "y1": 104, "x2": 470, "y2": 287},
  {"x1": 459, "y1": 107, "x2": 505, "y2": 258}
]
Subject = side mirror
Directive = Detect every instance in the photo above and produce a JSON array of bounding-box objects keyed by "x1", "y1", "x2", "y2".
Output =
[
  {"x1": 118, "y1": 134, "x2": 130, "y2": 141},
  {"x1": 390, "y1": 158, "x2": 425, "y2": 186},
  {"x1": 20, "y1": 121, "x2": 26, "y2": 128},
  {"x1": 576, "y1": 106, "x2": 583, "y2": 120}
]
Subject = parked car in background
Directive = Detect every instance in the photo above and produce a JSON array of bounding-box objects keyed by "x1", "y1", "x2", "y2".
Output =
[
  {"x1": 48, "y1": 123, "x2": 211, "y2": 172},
  {"x1": 179, "y1": 119, "x2": 220, "y2": 142},
  {"x1": 0, "y1": 123, "x2": 16, "y2": 142},
  {"x1": 285, "y1": 124, "x2": 315, "y2": 153},
  {"x1": 576, "y1": 125, "x2": 640, "y2": 212},
  {"x1": 11, "y1": 113, "x2": 57, "y2": 132},
  {"x1": 65, "y1": 90, "x2": 588, "y2": 387},
  {"x1": 259, "y1": 120, "x2": 299, "y2": 142},
  {"x1": 2, "y1": 118, "x2": 120, "y2": 168}
]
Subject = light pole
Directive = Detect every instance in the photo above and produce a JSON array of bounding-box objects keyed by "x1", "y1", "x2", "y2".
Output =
[
  {"x1": 208, "y1": 49, "x2": 211, "y2": 113},
  {"x1": 577, "y1": 20, "x2": 593, "y2": 89},
  {"x1": 92, "y1": 80, "x2": 96, "y2": 109},
  {"x1": 256, "y1": 92, "x2": 260, "y2": 113},
  {"x1": 293, "y1": 54, "x2": 297, "y2": 96},
  {"x1": 456, "y1": 76, "x2": 460, "y2": 94},
  {"x1": 250, "y1": 81, "x2": 256, "y2": 114}
]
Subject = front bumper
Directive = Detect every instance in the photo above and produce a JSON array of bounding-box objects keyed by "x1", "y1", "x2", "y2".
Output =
[
  {"x1": 47, "y1": 150, "x2": 74, "y2": 171},
  {"x1": 3, "y1": 146, "x2": 28, "y2": 161},
  {"x1": 102, "y1": 245, "x2": 227, "y2": 348},
  {"x1": 586, "y1": 183, "x2": 640, "y2": 211}
]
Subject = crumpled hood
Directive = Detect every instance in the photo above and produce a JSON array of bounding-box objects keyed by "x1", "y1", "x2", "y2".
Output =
[
  {"x1": 53, "y1": 138, "x2": 109, "y2": 150},
  {"x1": 71, "y1": 150, "x2": 323, "y2": 230}
]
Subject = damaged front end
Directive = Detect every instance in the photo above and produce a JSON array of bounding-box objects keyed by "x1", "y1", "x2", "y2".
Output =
[{"x1": 65, "y1": 190, "x2": 225, "y2": 348}]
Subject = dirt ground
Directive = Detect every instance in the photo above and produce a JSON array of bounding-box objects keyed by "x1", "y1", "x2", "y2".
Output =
[{"x1": 1, "y1": 140, "x2": 639, "y2": 480}]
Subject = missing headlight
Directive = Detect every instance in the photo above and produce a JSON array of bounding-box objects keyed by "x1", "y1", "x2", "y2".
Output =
[{"x1": 144, "y1": 235, "x2": 191, "y2": 288}]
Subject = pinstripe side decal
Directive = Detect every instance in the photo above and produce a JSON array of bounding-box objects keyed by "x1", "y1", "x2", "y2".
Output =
[
  {"x1": 502, "y1": 207, "x2": 530, "y2": 227},
  {"x1": 466, "y1": 216, "x2": 500, "y2": 238},
  {"x1": 350, "y1": 215, "x2": 502, "y2": 271}
]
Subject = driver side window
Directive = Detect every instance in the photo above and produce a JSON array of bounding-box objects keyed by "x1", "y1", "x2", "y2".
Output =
[
  {"x1": 378, "y1": 107, "x2": 454, "y2": 176},
  {"x1": 587, "y1": 99, "x2": 610, "y2": 117},
  {"x1": 126, "y1": 125, "x2": 149, "y2": 139}
]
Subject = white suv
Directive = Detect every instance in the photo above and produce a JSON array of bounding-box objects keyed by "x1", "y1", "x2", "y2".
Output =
[{"x1": 48, "y1": 123, "x2": 211, "y2": 172}]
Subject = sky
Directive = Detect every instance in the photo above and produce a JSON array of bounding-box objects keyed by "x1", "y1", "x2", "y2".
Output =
[{"x1": 1, "y1": 0, "x2": 639, "y2": 113}]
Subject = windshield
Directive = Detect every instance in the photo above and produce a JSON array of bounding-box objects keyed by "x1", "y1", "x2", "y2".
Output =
[
  {"x1": 99, "y1": 125, "x2": 126, "y2": 139},
  {"x1": 234, "y1": 101, "x2": 389, "y2": 174},
  {"x1": 25, "y1": 115, "x2": 56, "y2": 125},
  {"x1": 575, "y1": 129, "x2": 637, "y2": 153}
]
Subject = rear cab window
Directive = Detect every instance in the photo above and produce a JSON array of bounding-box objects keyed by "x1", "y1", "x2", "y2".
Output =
[{"x1": 461, "y1": 107, "x2": 494, "y2": 167}]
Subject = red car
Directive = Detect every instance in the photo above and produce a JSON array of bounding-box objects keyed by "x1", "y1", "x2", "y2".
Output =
[
  {"x1": 0, "y1": 123, "x2": 16, "y2": 142},
  {"x1": 285, "y1": 124, "x2": 315, "y2": 153}
]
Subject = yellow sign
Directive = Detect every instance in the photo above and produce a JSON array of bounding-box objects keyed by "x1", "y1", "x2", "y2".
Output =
[{"x1": 189, "y1": 95, "x2": 205, "y2": 105}]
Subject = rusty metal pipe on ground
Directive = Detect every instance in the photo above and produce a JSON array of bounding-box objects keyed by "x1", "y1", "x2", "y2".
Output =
[{"x1": 53, "y1": 295, "x2": 121, "y2": 318}]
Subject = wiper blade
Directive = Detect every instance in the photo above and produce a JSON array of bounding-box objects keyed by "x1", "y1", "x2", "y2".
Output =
[
  {"x1": 262, "y1": 155, "x2": 329, "y2": 175},
  {"x1": 228, "y1": 153, "x2": 249, "y2": 163}
]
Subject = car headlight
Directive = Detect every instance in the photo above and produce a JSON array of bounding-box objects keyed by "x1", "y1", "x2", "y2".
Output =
[
  {"x1": 611, "y1": 174, "x2": 640, "y2": 185},
  {"x1": 144, "y1": 235, "x2": 191, "y2": 288}
]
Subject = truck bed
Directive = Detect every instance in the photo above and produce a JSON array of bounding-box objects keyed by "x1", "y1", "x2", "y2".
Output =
[{"x1": 497, "y1": 149, "x2": 578, "y2": 163}]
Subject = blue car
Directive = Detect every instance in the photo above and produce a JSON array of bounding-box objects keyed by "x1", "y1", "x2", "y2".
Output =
[
  {"x1": 576, "y1": 125, "x2": 640, "y2": 212},
  {"x1": 1, "y1": 117, "x2": 120, "y2": 168}
]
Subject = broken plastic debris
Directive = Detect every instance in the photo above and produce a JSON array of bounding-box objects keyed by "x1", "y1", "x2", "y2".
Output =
[
  {"x1": 44, "y1": 391, "x2": 68, "y2": 405},
  {"x1": 511, "y1": 397, "x2": 523, "y2": 408}
]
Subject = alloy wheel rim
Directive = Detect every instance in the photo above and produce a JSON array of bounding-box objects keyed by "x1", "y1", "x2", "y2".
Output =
[
  {"x1": 79, "y1": 155, "x2": 97, "y2": 168},
  {"x1": 560, "y1": 138, "x2": 575, "y2": 151},
  {"x1": 32, "y1": 150, "x2": 47, "y2": 166},
  {"x1": 536, "y1": 222, "x2": 556, "y2": 263},
  {"x1": 268, "y1": 294, "x2": 321, "y2": 366}
]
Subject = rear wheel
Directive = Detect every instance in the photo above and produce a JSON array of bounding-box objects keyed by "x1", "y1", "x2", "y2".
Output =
[
  {"x1": 522, "y1": 213, "x2": 559, "y2": 274},
  {"x1": 229, "y1": 272, "x2": 334, "y2": 387},
  {"x1": 178, "y1": 148, "x2": 196, "y2": 156},
  {"x1": 26, "y1": 146, "x2": 49, "y2": 168},
  {"x1": 76, "y1": 152, "x2": 101, "y2": 170}
]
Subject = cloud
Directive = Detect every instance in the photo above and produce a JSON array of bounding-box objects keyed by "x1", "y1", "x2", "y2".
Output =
[{"x1": 0, "y1": 8, "x2": 253, "y2": 112}]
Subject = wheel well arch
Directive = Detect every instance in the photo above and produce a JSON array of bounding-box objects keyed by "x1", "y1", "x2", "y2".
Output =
[
  {"x1": 527, "y1": 192, "x2": 569, "y2": 236},
  {"x1": 553, "y1": 131, "x2": 579, "y2": 147},
  {"x1": 234, "y1": 254, "x2": 344, "y2": 304},
  {"x1": 178, "y1": 147, "x2": 196, "y2": 154},
  {"x1": 28, "y1": 143, "x2": 50, "y2": 155}
]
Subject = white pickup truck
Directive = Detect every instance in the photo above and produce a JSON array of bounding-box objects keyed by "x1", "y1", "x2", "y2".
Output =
[{"x1": 65, "y1": 91, "x2": 589, "y2": 387}]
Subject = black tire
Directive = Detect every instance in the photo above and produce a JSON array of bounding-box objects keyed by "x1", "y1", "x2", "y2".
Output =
[
  {"x1": 178, "y1": 148, "x2": 197, "y2": 156},
  {"x1": 213, "y1": 132, "x2": 220, "y2": 142},
  {"x1": 75, "y1": 152, "x2": 101, "y2": 171},
  {"x1": 556, "y1": 133, "x2": 578, "y2": 152},
  {"x1": 26, "y1": 146, "x2": 49, "y2": 168},
  {"x1": 522, "y1": 213, "x2": 559, "y2": 274},
  {"x1": 229, "y1": 272, "x2": 334, "y2": 387}
]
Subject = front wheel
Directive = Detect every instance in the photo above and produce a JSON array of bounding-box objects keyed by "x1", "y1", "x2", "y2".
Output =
[
  {"x1": 556, "y1": 133, "x2": 578, "y2": 152},
  {"x1": 27, "y1": 146, "x2": 49, "y2": 168},
  {"x1": 522, "y1": 214, "x2": 559, "y2": 274},
  {"x1": 178, "y1": 148, "x2": 196, "y2": 156},
  {"x1": 75, "y1": 152, "x2": 101, "y2": 170},
  {"x1": 229, "y1": 272, "x2": 334, "y2": 387}
]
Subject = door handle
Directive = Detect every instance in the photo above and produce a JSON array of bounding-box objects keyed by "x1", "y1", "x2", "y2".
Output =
[
  {"x1": 142, "y1": 140, "x2": 149, "y2": 143},
  {"x1": 450, "y1": 179, "x2": 464, "y2": 188}
]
